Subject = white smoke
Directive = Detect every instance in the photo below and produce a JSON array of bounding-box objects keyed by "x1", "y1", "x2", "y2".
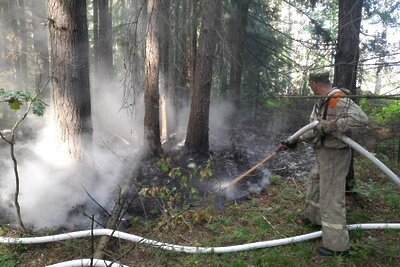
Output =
[{"x1": 0, "y1": 78, "x2": 143, "y2": 229}]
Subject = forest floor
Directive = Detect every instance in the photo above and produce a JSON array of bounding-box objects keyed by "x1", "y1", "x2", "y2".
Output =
[{"x1": 1, "y1": 117, "x2": 400, "y2": 266}]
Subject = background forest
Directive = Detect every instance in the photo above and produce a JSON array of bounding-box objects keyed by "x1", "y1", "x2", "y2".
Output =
[{"x1": 0, "y1": 0, "x2": 400, "y2": 266}]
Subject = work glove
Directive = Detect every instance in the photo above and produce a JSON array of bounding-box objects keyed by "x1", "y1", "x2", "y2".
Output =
[
  {"x1": 280, "y1": 138, "x2": 297, "y2": 150},
  {"x1": 315, "y1": 120, "x2": 339, "y2": 135}
]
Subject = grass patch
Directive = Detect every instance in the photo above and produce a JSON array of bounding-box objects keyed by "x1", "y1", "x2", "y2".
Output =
[
  {"x1": 0, "y1": 247, "x2": 15, "y2": 267},
  {"x1": 1, "y1": 158, "x2": 399, "y2": 266}
]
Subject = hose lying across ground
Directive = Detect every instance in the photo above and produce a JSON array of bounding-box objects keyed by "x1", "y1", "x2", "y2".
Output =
[
  {"x1": 1, "y1": 123, "x2": 398, "y2": 266},
  {"x1": 1, "y1": 223, "x2": 400, "y2": 266}
]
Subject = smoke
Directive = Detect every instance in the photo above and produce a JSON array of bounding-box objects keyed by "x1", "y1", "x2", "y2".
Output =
[
  {"x1": 0, "y1": 0, "x2": 240, "y2": 229},
  {"x1": 0, "y1": 77, "x2": 143, "y2": 230}
]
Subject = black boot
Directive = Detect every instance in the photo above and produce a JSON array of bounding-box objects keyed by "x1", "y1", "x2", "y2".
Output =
[{"x1": 318, "y1": 246, "x2": 349, "y2": 257}]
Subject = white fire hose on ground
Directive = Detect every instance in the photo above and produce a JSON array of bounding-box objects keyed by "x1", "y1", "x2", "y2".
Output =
[
  {"x1": 0, "y1": 121, "x2": 399, "y2": 267},
  {"x1": 1, "y1": 224, "x2": 400, "y2": 266}
]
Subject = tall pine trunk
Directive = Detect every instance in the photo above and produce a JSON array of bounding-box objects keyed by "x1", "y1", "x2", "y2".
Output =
[
  {"x1": 333, "y1": 0, "x2": 363, "y2": 96},
  {"x1": 184, "y1": 0, "x2": 222, "y2": 155},
  {"x1": 28, "y1": 0, "x2": 50, "y2": 94},
  {"x1": 333, "y1": 0, "x2": 363, "y2": 191},
  {"x1": 48, "y1": 0, "x2": 93, "y2": 160},
  {"x1": 98, "y1": 0, "x2": 113, "y2": 81},
  {"x1": 159, "y1": 0, "x2": 170, "y2": 142},
  {"x1": 227, "y1": 0, "x2": 249, "y2": 123},
  {"x1": 17, "y1": 0, "x2": 28, "y2": 88},
  {"x1": 143, "y1": 0, "x2": 161, "y2": 157}
]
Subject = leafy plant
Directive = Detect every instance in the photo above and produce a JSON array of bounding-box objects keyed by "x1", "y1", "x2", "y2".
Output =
[
  {"x1": 0, "y1": 87, "x2": 47, "y2": 232},
  {"x1": 373, "y1": 100, "x2": 400, "y2": 125},
  {"x1": 0, "y1": 88, "x2": 46, "y2": 116}
]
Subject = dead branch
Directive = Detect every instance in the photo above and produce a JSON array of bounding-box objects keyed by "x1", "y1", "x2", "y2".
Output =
[
  {"x1": 93, "y1": 186, "x2": 130, "y2": 259},
  {"x1": 83, "y1": 187, "x2": 112, "y2": 217}
]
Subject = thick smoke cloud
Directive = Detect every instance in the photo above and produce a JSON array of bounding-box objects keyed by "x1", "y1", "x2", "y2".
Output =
[{"x1": 0, "y1": 78, "x2": 143, "y2": 229}]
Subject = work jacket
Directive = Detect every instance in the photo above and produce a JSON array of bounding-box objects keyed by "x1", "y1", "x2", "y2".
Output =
[{"x1": 303, "y1": 88, "x2": 369, "y2": 149}]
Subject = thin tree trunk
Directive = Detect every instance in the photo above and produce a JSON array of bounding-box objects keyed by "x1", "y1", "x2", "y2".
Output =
[
  {"x1": 28, "y1": 0, "x2": 50, "y2": 95},
  {"x1": 143, "y1": 0, "x2": 161, "y2": 157},
  {"x1": 159, "y1": 0, "x2": 170, "y2": 142},
  {"x1": 16, "y1": 0, "x2": 28, "y2": 88},
  {"x1": 333, "y1": 0, "x2": 363, "y2": 192},
  {"x1": 0, "y1": 2, "x2": 8, "y2": 70},
  {"x1": 93, "y1": 0, "x2": 99, "y2": 76},
  {"x1": 333, "y1": 0, "x2": 363, "y2": 97},
  {"x1": 227, "y1": 0, "x2": 249, "y2": 122},
  {"x1": 7, "y1": 0, "x2": 22, "y2": 88},
  {"x1": 184, "y1": 0, "x2": 222, "y2": 155},
  {"x1": 98, "y1": 0, "x2": 113, "y2": 80}
]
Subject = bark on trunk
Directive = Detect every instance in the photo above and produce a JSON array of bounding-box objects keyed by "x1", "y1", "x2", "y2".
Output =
[
  {"x1": 29, "y1": 0, "x2": 50, "y2": 95},
  {"x1": 143, "y1": 0, "x2": 162, "y2": 157},
  {"x1": 184, "y1": 0, "x2": 222, "y2": 155},
  {"x1": 16, "y1": 0, "x2": 28, "y2": 88},
  {"x1": 159, "y1": 0, "x2": 170, "y2": 141},
  {"x1": 7, "y1": 0, "x2": 23, "y2": 88},
  {"x1": 98, "y1": 0, "x2": 113, "y2": 81},
  {"x1": 227, "y1": 0, "x2": 249, "y2": 122},
  {"x1": 333, "y1": 0, "x2": 363, "y2": 96},
  {"x1": 333, "y1": 0, "x2": 363, "y2": 191},
  {"x1": 48, "y1": 0, "x2": 93, "y2": 160}
]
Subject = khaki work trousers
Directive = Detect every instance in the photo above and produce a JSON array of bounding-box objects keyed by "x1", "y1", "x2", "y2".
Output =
[{"x1": 304, "y1": 146, "x2": 351, "y2": 252}]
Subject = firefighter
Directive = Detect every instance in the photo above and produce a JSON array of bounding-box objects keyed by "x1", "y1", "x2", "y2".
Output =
[{"x1": 282, "y1": 70, "x2": 369, "y2": 256}]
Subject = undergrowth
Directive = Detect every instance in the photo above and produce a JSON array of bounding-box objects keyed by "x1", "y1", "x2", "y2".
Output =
[{"x1": 1, "y1": 157, "x2": 399, "y2": 267}]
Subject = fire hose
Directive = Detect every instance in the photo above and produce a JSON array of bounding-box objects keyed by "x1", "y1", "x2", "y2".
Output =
[
  {"x1": 1, "y1": 224, "x2": 400, "y2": 266},
  {"x1": 291, "y1": 121, "x2": 400, "y2": 187},
  {"x1": 0, "y1": 122, "x2": 399, "y2": 267},
  {"x1": 220, "y1": 120, "x2": 400, "y2": 191}
]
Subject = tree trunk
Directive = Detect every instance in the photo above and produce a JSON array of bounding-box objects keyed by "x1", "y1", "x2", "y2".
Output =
[
  {"x1": 333, "y1": 0, "x2": 363, "y2": 97},
  {"x1": 28, "y1": 0, "x2": 50, "y2": 94},
  {"x1": 48, "y1": 0, "x2": 93, "y2": 160},
  {"x1": 98, "y1": 0, "x2": 113, "y2": 81},
  {"x1": 333, "y1": 0, "x2": 363, "y2": 192},
  {"x1": 0, "y1": 2, "x2": 8, "y2": 70},
  {"x1": 159, "y1": 0, "x2": 170, "y2": 141},
  {"x1": 227, "y1": 0, "x2": 249, "y2": 122},
  {"x1": 184, "y1": 0, "x2": 222, "y2": 155},
  {"x1": 7, "y1": 0, "x2": 23, "y2": 88},
  {"x1": 143, "y1": 0, "x2": 161, "y2": 157},
  {"x1": 93, "y1": 0, "x2": 99, "y2": 76},
  {"x1": 16, "y1": 0, "x2": 28, "y2": 88},
  {"x1": 169, "y1": 0, "x2": 193, "y2": 132}
]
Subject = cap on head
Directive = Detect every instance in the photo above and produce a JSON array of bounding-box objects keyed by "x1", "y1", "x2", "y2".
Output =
[{"x1": 309, "y1": 70, "x2": 330, "y2": 84}]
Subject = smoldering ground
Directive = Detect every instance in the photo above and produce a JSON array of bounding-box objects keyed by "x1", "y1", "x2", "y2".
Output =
[{"x1": 0, "y1": 61, "x2": 313, "y2": 231}]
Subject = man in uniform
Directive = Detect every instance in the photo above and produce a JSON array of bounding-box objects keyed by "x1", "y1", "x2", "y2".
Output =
[{"x1": 283, "y1": 70, "x2": 369, "y2": 256}]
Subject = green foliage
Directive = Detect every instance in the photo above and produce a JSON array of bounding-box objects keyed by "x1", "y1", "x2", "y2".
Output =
[
  {"x1": 199, "y1": 157, "x2": 214, "y2": 180},
  {"x1": 373, "y1": 100, "x2": 400, "y2": 125},
  {"x1": 0, "y1": 88, "x2": 46, "y2": 116},
  {"x1": 0, "y1": 246, "x2": 15, "y2": 267},
  {"x1": 157, "y1": 156, "x2": 172, "y2": 172},
  {"x1": 264, "y1": 99, "x2": 278, "y2": 109}
]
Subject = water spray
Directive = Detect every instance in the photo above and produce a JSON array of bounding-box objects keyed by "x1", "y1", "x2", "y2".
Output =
[
  {"x1": 1, "y1": 122, "x2": 399, "y2": 267},
  {"x1": 217, "y1": 144, "x2": 284, "y2": 192},
  {"x1": 216, "y1": 120, "x2": 321, "y2": 193}
]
